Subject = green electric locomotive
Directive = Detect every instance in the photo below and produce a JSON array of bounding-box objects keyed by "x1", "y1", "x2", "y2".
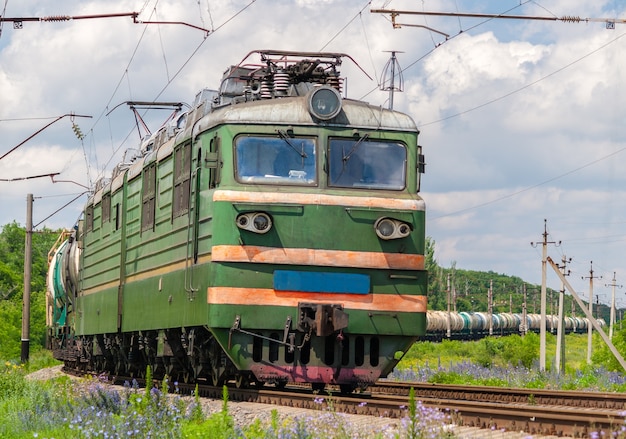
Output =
[{"x1": 47, "y1": 50, "x2": 427, "y2": 392}]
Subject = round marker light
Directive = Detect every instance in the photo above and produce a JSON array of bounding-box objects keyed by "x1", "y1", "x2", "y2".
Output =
[
  {"x1": 307, "y1": 86, "x2": 342, "y2": 120},
  {"x1": 398, "y1": 223, "x2": 411, "y2": 236}
]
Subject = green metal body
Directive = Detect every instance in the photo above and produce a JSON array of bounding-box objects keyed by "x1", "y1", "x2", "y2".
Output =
[{"x1": 48, "y1": 73, "x2": 427, "y2": 386}]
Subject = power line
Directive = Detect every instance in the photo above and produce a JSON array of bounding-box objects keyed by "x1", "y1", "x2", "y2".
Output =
[
  {"x1": 0, "y1": 116, "x2": 66, "y2": 123},
  {"x1": 368, "y1": 5, "x2": 626, "y2": 224},
  {"x1": 419, "y1": 29, "x2": 626, "y2": 127},
  {"x1": 0, "y1": 113, "x2": 92, "y2": 162},
  {"x1": 94, "y1": 0, "x2": 258, "y2": 183},
  {"x1": 34, "y1": 191, "x2": 88, "y2": 229},
  {"x1": 429, "y1": 141, "x2": 626, "y2": 221}
]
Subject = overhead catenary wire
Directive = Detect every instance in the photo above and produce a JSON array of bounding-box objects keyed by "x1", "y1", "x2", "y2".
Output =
[
  {"x1": 424, "y1": 33, "x2": 626, "y2": 222},
  {"x1": 34, "y1": 191, "x2": 89, "y2": 229},
  {"x1": 94, "y1": 0, "x2": 258, "y2": 183},
  {"x1": 0, "y1": 6, "x2": 212, "y2": 186},
  {"x1": 420, "y1": 28, "x2": 626, "y2": 127},
  {"x1": 0, "y1": 1, "x2": 252, "y2": 227},
  {"x1": 4, "y1": 2, "x2": 619, "y2": 237},
  {"x1": 366, "y1": 4, "x2": 626, "y2": 225},
  {"x1": 361, "y1": 1, "x2": 535, "y2": 101},
  {"x1": 319, "y1": 1, "x2": 371, "y2": 52},
  {"x1": 0, "y1": 113, "x2": 92, "y2": 162}
]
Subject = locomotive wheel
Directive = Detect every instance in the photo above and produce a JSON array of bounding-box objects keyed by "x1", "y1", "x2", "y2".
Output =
[
  {"x1": 251, "y1": 379, "x2": 265, "y2": 389},
  {"x1": 114, "y1": 357, "x2": 125, "y2": 376},
  {"x1": 210, "y1": 369, "x2": 226, "y2": 387},
  {"x1": 182, "y1": 371, "x2": 195, "y2": 384},
  {"x1": 94, "y1": 356, "x2": 105, "y2": 373},
  {"x1": 235, "y1": 373, "x2": 250, "y2": 388},
  {"x1": 339, "y1": 384, "x2": 356, "y2": 394},
  {"x1": 311, "y1": 383, "x2": 326, "y2": 393}
]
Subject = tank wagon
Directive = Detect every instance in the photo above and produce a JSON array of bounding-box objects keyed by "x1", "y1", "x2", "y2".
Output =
[
  {"x1": 47, "y1": 50, "x2": 427, "y2": 392},
  {"x1": 424, "y1": 310, "x2": 605, "y2": 341}
]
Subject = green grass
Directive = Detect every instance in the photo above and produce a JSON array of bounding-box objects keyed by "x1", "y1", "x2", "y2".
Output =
[
  {"x1": 392, "y1": 332, "x2": 626, "y2": 392},
  {"x1": 400, "y1": 332, "x2": 594, "y2": 371}
]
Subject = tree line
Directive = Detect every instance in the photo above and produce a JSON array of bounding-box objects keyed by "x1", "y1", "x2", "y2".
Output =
[{"x1": 0, "y1": 222, "x2": 61, "y2": 360}]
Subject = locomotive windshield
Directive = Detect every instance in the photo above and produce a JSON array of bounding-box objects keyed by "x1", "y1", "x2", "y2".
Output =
[
  {"x1": 328, "y1": 138, "x2": 406, "y2": 190},
  {"x1": 235, "y1": 135, "x2": 317, "y2": 185}
]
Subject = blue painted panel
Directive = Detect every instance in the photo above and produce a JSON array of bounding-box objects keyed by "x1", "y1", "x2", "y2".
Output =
[{"x1": 273, "y1": 270, "x2": 370, "y2": 294}]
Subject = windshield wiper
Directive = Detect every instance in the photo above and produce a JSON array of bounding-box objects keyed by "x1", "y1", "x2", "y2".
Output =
[
  {"x1": 342, "y1": 133, "x2": 369, "y2": 163},
  {"x1": 278, "y1": 130, "x2": 308, "y2": 158}
]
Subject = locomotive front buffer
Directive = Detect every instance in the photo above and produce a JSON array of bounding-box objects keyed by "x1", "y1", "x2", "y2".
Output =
[
  {"x1": 297, "y1": 303, "x2": 349, "y2": 338},
  {"x1": 228, "y1": 303, "x2": 349, "y2": 352}
]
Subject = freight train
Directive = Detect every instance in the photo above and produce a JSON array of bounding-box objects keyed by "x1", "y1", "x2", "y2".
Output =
[
  {"x1": 424, "y1": 310, "x2": 606, "y2": 341},
  {"x1": 46, "y1": 50, "x2": 427, "y2": 392}
]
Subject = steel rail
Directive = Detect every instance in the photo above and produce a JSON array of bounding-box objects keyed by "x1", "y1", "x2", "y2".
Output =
[{"x1": 373, "y1": 381, "x2": 626, "y2": 409}]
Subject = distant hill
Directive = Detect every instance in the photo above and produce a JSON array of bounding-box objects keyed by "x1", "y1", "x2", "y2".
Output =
[{"x1": 425, "y1": 237, "x2": 609, "y2": 322}]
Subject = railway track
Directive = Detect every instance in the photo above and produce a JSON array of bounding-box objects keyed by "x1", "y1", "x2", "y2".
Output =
[
  {"x1": 65, "y1": 367, "x2": 626, "y2": 437},
  {"x1": 373, "y1": 381, "x2": 626, "y2": 410},
  {"x1": 222, "y1": 383, "x2": 626, "y2": 437}
]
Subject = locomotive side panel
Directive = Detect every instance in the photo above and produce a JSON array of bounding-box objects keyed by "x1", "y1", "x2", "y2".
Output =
[
  {"x1": 119, "y1": 142, "x2": 209, "y2": 331},
  {"x1": 76, "y1": 184, "x2": 124, "y2": 335}
]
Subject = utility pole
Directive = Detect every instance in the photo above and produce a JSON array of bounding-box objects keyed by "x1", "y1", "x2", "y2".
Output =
[
  {"x1": 488, "y1": 280, "x2": 493, "y2": 336},
  {"x1": 583, "y1": 262, "x2": 601, "y2": 364},
  {"x1": 555, "y1": 255, "x2": 571, "y2": 374},
  {"x1": 530, "y1": 219, "x2": 560, "y2": 372},
  {"x1": 548, "y1": 257, "x2": 626, "y2": 371},
  {"x1": 606, "y1": 272, "x2": 622, "y2": 340},
  {"x1": 446, "y1": 273, "x2": 451, "y2": 338},
  {"x1": 546, "y1": 289, "x2": 554, "y2": 334},
  {"x1": 452, "y1": 280, "x2": 457, "y2": 312},
  {"x1": 21, "y1": 193, "x2": 33, "y2": 364},
  {"x1": 520, "y1": 284, "x2": 528, "y2": 336}
]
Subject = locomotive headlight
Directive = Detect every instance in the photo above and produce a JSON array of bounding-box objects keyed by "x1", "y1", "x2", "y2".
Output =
[
  {"x1": 236, "y1": 212, "x2": 273, "y2": 234},
  {"x1": 307, "y1": 86, "x2": 342, "y2": 120},
  {"x1": 253, "y1": 214, "x2": 270, "y2": 232},
  {"x1": 374, "y1": 217, "x2": 412, "y2": 240},
  {"x1": 376, "y1": 218, "x2": 395, "y2": 238}
]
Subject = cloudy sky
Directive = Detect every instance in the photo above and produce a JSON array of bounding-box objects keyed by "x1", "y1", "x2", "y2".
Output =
[{"x1": 1, "y1": 0, "x2": 625, "y2": 306}]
